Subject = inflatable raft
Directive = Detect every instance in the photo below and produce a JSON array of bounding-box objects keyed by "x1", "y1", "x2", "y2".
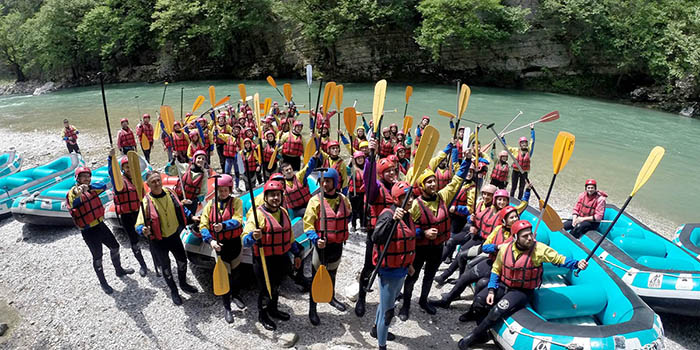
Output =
[
  {"x1": 579, "y1": 204, "x2": 700, "y2": 317},
  {"x1": 0, "y1": 154, "x2": 81, "y2": 218},
  {"x1": 672, "y1": 223, "x2": 700, "y2": 259},
  {"x1": 0, "y1": 150, "x2": 22, "y2": 178},
  {"x1": 11, "y1": 155, "x2": 150, "y2": 227},
  {"x1": 487, "y1": 203, "x2": 664, "y2": 350}
]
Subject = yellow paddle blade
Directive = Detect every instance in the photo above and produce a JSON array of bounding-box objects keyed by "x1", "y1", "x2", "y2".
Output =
[
  {"x1": 539, "y1": 200, "x2": 564, "y2": 231},
  {"x1": 552, "y1": 131, "x2": 575, "y2": 175},
  {"x1": 303, "y1": 138, "x2": 316, "y2": 165},
  {"x1": 283, "y1": 83, "x2": 292, "y2": 103},
  {"x1": 438, "y1": 109, "x2": 455, "y2": 119},
  {"x1": 458, "y1": 84, "x2": 471, "y2": 118},
  {"x1": 268, "y1": 147, "x2": 278, "y2": 169},
  {"x1": 213, "y1": 95, "x2": 230, "y2": 108},
  {"x1": 238, "y1": 84, "x2": 247, "y2": 103},
  {"x1": 254, "y1": 93, "x2": 261, "y2": 135},
  {"x1": 161, "y1": 105, "x2": 174, "y2": 134},
  {"x1": 312, "y1": 264, "x2": 333, "y2": 303},
  {"x1": 208, "y1": 85, "x2": 216, "y2": 107},
  {"x1": 140, "y1": 133, "x2": 151, "y2": 151},
  {"x1": 109, "y1": 155, "x2": 124, "y2": 192},
  {"x1": 322, "y1": 82, "x2": 336, "y2": 117},
  {"x1": 630, "y1": 146, "x2": 665, "y2": 197},
  {"x1": 343, "y1": 107, "x2": 357, "y2": 134},
  {"x1": 185, "y1": 113, "x2": 197, "y2": 125},
  {"x1": 127, "y1": 151, "x2": 144, "y2": 199},
  {"x1": 263, "y1": 97, "x2": 271, "y2": 116},
  {"x1": 410, "y1": 125, "x2": 440, "y2": 185},
  {"x1": 335, "y1": 84, "x2": 344, "y2": 111},
  {"x1": 402, "y1": 115, "x2": 413, "y2": 134},
  {"x1": 192, "y1": 95, "x2": 205, "y2": 113},
  {"x1": 372, "y1": 79, "x2": 387, "y2": 133},
  {"x1": 213, "y1": 256, "x2": 230, "y2": 296},
  {"x1": 259, "y1": 247, "x2": 272, "y2": 297},
  {"x1": 405, "y1": 85, "x2": 413, "y2": 103},
  {"x1": 266, "y1": 75, "x2": 277, "y2": 89},
  {"x1": 154, "y1": 117, "x2": 162, "y2": 140}
]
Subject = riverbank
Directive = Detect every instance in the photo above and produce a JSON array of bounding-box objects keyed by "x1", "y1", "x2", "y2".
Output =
[{"x1": 0, "y1": 126, "x2": 696, "y2": 349}]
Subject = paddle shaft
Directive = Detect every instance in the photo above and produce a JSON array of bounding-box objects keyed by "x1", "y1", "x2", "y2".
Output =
[
  {"x1": 486, "y1": 111, "x2": 524, "y2": 146},
  {"x1": 446, "y1": 156, "x2": 474, "y2": 209},
  {"x1": 98, "y1": 74, "x2": 114, "y2": 147},
  {"x1": 318, "y1": 170, "x2": 327, "y2": 266},
  {"x1": 161, "y1": 83, "x2": 168, "y2": 106},
  {"x1": 313, "y1": 80, "x2": 323, "y2": 150},
  {"x1": 180, "y1": 88, "x2": 184, "y2": 122},
  {"x1": 532, "y1": 174, "x2": 557, "y2": 236},
  {"x1": 486, "y1": 125, "x2": 541, "y2": 200},
  {"x1": 246, "y1": 173, "x2": 272, "y2": 297},
  {"x1": 503, "y1": 117, "x2": 549, "y2": 136}
]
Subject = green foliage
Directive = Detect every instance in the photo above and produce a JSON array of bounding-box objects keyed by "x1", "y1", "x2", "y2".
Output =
[
  {"x1": 415, "y1": 0, "x2": 530, "y2": 60},
  {"x1": 0, "y1": 7, "x2": 30, "y2": 80}
]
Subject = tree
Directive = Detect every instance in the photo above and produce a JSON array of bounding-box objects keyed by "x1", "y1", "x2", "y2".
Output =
[{"x1": 0, "y1": 9, "x2": 29, "y2": 81}]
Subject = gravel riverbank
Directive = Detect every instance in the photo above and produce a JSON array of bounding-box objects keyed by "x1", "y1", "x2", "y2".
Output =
[{"x1": 0, "y1": 128, "x2": 695, "y2": 350}]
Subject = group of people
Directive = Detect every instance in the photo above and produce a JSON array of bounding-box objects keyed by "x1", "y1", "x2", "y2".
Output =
[{"x1": 64, "y1": 99, "x2": 608, "y2": 350}]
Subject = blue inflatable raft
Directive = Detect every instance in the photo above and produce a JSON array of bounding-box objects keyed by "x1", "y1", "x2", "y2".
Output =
[
  {"x1": 672, "y1": 223, "x2": 700, "y2": 259},
  {"x1": 0, "y1": 150, "x2": 22, "y2": 178},
  {"x1": 11, "y1": 154, "x2": 150, "y2": 227},
  {"x1": 0, "y1": 154, "x2": 81, "y2": 218},
  {"x1": 487, "y1": 203, "x2": 664, "y2": 350},
  {"x1": 578, "y1": 204, "x2": 700, "y2": 317}
]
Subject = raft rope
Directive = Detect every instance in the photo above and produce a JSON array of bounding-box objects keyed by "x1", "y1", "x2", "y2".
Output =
[{"x1": 600, "y1": 256, "x2": 700, "y2": 279}]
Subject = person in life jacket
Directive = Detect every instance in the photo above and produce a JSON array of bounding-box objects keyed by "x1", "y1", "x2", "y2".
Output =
[
  {"x1": 187, "y1": 130, "x2": 207, "y2": 159},
  {"x1": 136, "y1": 170, "x2": 198, "y2": 306},
  {"x1": 388, "y1": 122, "x2": 399, "y2": 138},
  {"x1": 354, "y1": 149, "x2": 399, "y2": 318},
  {"x1": 280, "y1": 120, "x2": 305, "y2": 171},
  {"x1": 199, "y1": 174, "x2": 245, "y2": 323},
  {"x1": 321, "y1": 140, "x2": 348, "y2": 191},
  {"x1": 490, "y1": 150, "x2": 510, "y2": 190},
  {"x1": 241, "y1": 138, "x2": 262, "y2": 191},
  {"x1": 413, "y1": 115, "x2": 430, "y2": 151},
  {"x1": 214, "y1": 113, "x2": 232, "y2": 172},
  {"x1": 378, "y1": 127, "x2": 394, "y2": 159},
  {"x1": 370, "y1": 182, "x2": 417, "y2": 349},
  {"x1": 353, "y1": 126, "x2": 367, "y2": 152},
  {"x1": 398, "y1": 149, "x2": 472, "y2": 321},
  {"x1": 276, "y1": 117, "x2": 290, "y2": 139},
  {"x1": 503, "y1": 125, "x2": 535, "y2": 200},
  {"x1": 433, "y1": 158, "x2": 452, "y2": 191},
  {"x1": 217, "y1": 123, "x2": 242, "y2": 190},
  {"x1": 110, "y1": 150, "x2": 150, "y2": 276},
  {"x1": 457, "y1": 220, "x2": 588, "y2": 350},
  {"x1": 262, "y1": 130, "x2": 279, "y2": 177},
  {"x1": 347, "y1": 151, "x2": 366, "y2": 234},
  {"x1": 395, "y1": 130, "x2": 412, "y2": 160},
  {"x1": 440, "y1": 159, "x2": 478, "y2": 268},
  {"x1": 280, "y1": 155, "x2": 317, "y2": 219},
  {"x1": 67, "y1": 166, "x2": 134, "y2": 294},
  {"x1": 430, "y1": 205, "x2": 520, "y2": 312},
  {"x1": 117, "y1": 118, "x2": 137, "y2": 155},
  {"x1": 303, "y1": 168, "x2": 352, "y2": 326},
  {"x1": 318, "y1": 122, "x2": 331, "y2": 153},
  {"x1": 168, "y1": 150, "x2": 209, "y2": 215},
  {"x1": 62, "y1": 118, "x2": 81, "y2": 154},
  {"x1": 564, "y1": 179, "x2": 608, "y2": 238},
  {"x1": 394, "y1": 145, "x2": 409, "y2": 175},
  {"x1": 169, "y1": 121, "x2": 190, "y2": 163},
  {"x1": 136, "y1": 114, "x2": 154, "y2": 163},
  {"x1": 359, "y1": 140, "x2": 370, "y2": 157},
  {"x1": 242, "y1": 180, "x2": 303, "y2": 331}
]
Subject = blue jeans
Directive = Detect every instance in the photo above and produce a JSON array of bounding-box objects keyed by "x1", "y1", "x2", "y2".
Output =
[
  {"x1": 224, "y1": 156, "x2": 241, "y2": 187},
  {"x1": 374, "y1": 273, "x2": 406, "y2": 347}
]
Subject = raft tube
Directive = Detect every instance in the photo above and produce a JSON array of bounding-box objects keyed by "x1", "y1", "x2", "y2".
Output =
[
  {"x1": 488, "y1": 202, "x2": 664, "y2": 350},
  {"x1": 672, "y1": 223, "x2": 700, "y2": 259},
  {"x1": 11, "y1": 154, "x2": 150, "y2": 227},
  {"x1": 0, "y1": 154, "x2": 81, "y2": 219},
  {"x1": 579, "y1": 204, "x2": 700, "y2": 317},
  {"x1": 0, "y1": 150, "x2": 22, "y2": 178}
]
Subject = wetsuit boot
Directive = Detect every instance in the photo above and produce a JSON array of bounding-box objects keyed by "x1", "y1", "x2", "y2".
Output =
[
  {"x1": 111, "y1": 250, "x2": 135, "y2": 277},
  {"x1": 308, "y1": 297, "x2": 320, "y2": 326},
  {"x1": 164, "y1": 271, "x2": 182, "y2": 305},
  {"x1": 93, "y1": 259, "x2": 113, "y2": 294},
  {"x1": 132, "y1": 246, "x2": 148, "y2": 277},
  {"x1": 177, "y1": 260, "x2": 198, "y2": 293}
]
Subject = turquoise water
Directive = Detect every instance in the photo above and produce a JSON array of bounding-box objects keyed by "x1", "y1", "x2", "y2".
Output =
[{"x1": 0, "y1": 80, "x2": 697, "y2": 228}]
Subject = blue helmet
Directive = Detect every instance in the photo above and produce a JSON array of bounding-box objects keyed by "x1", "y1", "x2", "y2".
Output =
[{"x1": 321, "y1": 168, "x2": 339, "y2": 188}]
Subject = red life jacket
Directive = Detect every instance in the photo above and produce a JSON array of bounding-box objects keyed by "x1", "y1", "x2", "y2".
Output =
[
  {"x1": 223, "y1": 135, "x2": 240, "y2": 157},
  {"x1": 475, "y1": 204, "x2": 498, "y2": 239},
  {"x1": 171, "y1": 131, "x2": 189, "y2": 152},
  {"x1": 488, "y1": 225, "x2": 513, "y2": 260},
  {"x1": 500, "y1": 242, "x2": 543, "y2": 289},
  {"x1": 575, "y1": 192, "x2": 605, "y2": 217},
  {"x1": 64, "y1": 127, "x2": 78, "y2": 142},
  {"x1": 138, "y1": 123, "x2": 154, "y2": 142},
  {"x1": 188, "y1": 143, "x2": 206, "y2": 157},
  {"x1": 313, "y1": 196, "x2": 350, "y2": 244},
  {"x1": 379, "y1": 139, "x2": 393, "y2": 158},
  {"x1": 118, "y1": 128, "x2": 136, "y2": 148},
  {"x1": 369, "y1": 183, "x2": 392, "y2": 230},
  {"x1": 352, "y1": 137, "x2": 366, "y2": 151},
  {"x1": 320, "y1": 137, "x2": 329, "y2": 153},
  {"x1": 175, "y1": 166, "x2": 205, "y2": 200},
  {"x1": 67, "y1": 189, "x2": 105, "y2": 229},
  {"x1": 414, "y1": 127, "x2": 423, "y2": 146},
  {"x1": 285, "y1": 176, "x2": 311, "y2": 209},
  {"x1": 513, "y1": 151, "x2": 530, "y2": 172},
  {"x1": 452, "y1": 183, "x2": 475, "y2": 216},
  {"x1": 144, "y1": 190, "x2": 187, "y2": 240},
  {"x1": 435, "y1": 168, "x2": 451, "y2": 190},
  {"x1": 114, "y1": 176, "x2": 140, "y2": 215},
  {"x1": 416, "y1": 197, "x2": 451, "y2": 246},
  {"x1": 491, "y1": 162, "x2": 509, "y2": 182},
  {"x1": 373, "y1": 208, "x2": 416, "y2": 268},
  {"x1": 209, "y1": 197, "x2": 243, "y2": 241},
  {"x1": 201, "y1": 130, "x2": 211, "y2": 149},
  {"x1": 254, "y1": 206, "x2": 292, "y2": 256},
  {"x1": 322, "y1": 158, "x2": 344, "y2": 190},
  {"x1": 214, "y1": 125, "x2": 228, "y2": 144},
  {"x1": 243, "y1": 148, "x2": 258, "y2": 173},
  {"x1": 348, "y1": 168, "x2": 365, "y2": 193},
  {"x1": 263, "y1": 143, "x2": 275, "y2": 164},
  {"x1": 282, "y1": 133, "x2": 303, "y2": 157}
]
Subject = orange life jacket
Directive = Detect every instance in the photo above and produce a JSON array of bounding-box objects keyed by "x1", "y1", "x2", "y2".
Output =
[
  {"x1": 500, "y1": 242, "x2": 543, "y2": 289},
  {"x1": 313, "y1": 196, "x2": 350, "y2": 244},
  {"x1": 373, "y1": 208, "x2": 416, "y2": 268},
  {"x1": 415, "y1": 197, "x2": 451, "y2": 246},
  {"x1": 254, "y1": 206, "x2": 292, "y2": 256}
]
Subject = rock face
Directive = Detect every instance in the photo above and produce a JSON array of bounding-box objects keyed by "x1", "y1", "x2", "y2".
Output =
[
  {"x1": 32, "y1": 82, "x2": 56, "y2": 96},
  {"x1": 630, "y1": 75, "x2": 700, "y2": 118}
]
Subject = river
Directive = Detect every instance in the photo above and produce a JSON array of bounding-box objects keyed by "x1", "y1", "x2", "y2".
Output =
[{"x1": 0, "y1": 80, "x2": 697, "y2": 232}]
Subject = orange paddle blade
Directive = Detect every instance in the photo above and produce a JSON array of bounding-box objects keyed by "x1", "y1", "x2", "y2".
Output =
[
  {"x1": 238, "y1": 84, "x2": 247, "y2": 102},
  {"x1": 322, "y1": 82, "x2": 336, "y2": 117},
  {"x1": 213, "y1": 256, "x2": 230, "y2": 296},
  {"x1": 539, "y1": 200, "x2": 564, "y2": 231},
  {"x1": 208, "y1": 86, "x2": 216, "y2": 107},
  {"x1": 283, "y1": 83, "x2": 292, "y2": 103},
  {"x1": 311, "y1": 264, "x2": 333, "y2": 303},
  {"x1": 191, "y1": 95, "x2": 205, "y2": 113},
  {"x1": 213, "y1": 96, "x2": 229, "y2": 107},
  {"x1": 402, "y1": 115, "x2": 413, "y2": 134},
  {"x1": 552, "y1": 131, "x2": 575, "y2": 175},
  {"x1": 541, "y1": 110, "x2": 560, "y2": 122},
  {"x1": 372, "y1": 80, "x2": 387, "y2": 133},
  {"x1": 263, "y1": 98, "x2": 271, "y2": 116},
  {"x1": 405, "y1": 85, "x2": 413, "y2": 104},
  {"x1": 343, "y1": 107, "x2": 357, "y2": 134},
  {"x1": 266, "y1": 75, "x2": 277, "y2": 89},
  {"x1": 335, "y1": 84, "x2": 344, "y2": 111}
]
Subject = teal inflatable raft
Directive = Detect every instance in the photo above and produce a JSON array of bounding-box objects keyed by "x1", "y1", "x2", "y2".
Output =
[
  {"x1": 487, "y1": 203, "x2": 664, "y2": 350},
  {"x1": 11, "y1": 155, "x2": 150, "y2": 227},
  {"x1": 579, "y1": 204, "x2": 700, "y2": 316},
  {"x1": 0, "y1": 154, "x2": 81, "y2": 218},
  {"x1": 0, "y1": 150, "x2": 22, "y2": 178},
  {"x1": 672, "y1": 223, "x2": 700, "y2": 259}
]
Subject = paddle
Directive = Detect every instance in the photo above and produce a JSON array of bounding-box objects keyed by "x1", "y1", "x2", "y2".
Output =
[
  {"x1": 180, "y1": 88, "x2": 184, "y2": 122},
  {"x1": 343, "y1": 107, "x2": 358, "y2": 195},
  {"x1": 485, "y1": 124, "x2": 563, "y2": 231},
  {"x1": 283, "y1": 83, "x2": 293, "y2": 105},
  {"x1": 311, "y1": 79, "x2": 323, "y2": 149},
  {"x1": 366, "y1": 125, "x2": 439, "y2": 291},
  {"x1": 502, "y1": 111, "x2": 559, "y2": 137},
  {"x1": 481, "y1": 111, "x2": 523, "y2": 153},
  {"x1": 254, "y1": 93, "x2": 265, "y2": 180},
  {"x1": 108, "y1": 150, "x2": 124, "y2": 192},
  {"x1": 263, "y1": 98, "x2": 272, "y2": 117},
  {"x1": 212, "y1": 175, "x2": 231, "y2": 296},
  {"x1": 267, "y1": 76, "x2": 285, "y2": 99},
  {"x1": 214, "y1": 96, "x2": 230, "y2": 108},
  {"x1": 192, "y1": 95, "x2": 205, "y2": 114},
  {"x1": 322, "y1": 82, "x2": 336, "y2": 119},
  {"x1": 161, "y1": 82, "x2": 168, "y2": 105},
  {"x1": 576, "y1": 146, "x2": 665, "y2": 276},
  {"x1": 446, "y1": 124, "x2": 492, "y2": 211},
  {"x1": 371, "y1": 79, "x2": 388, "y2": 143},
  {"x1": 335, "y1": 84, "x2": 344, "y2": 142},
  {"x1": 312, "y1": 168, "x2": 333, "y2": 303},
  {"x1": 403, "y1": 116, "x2": 413, "y2": 135},
  {"x1": 303, "y1": 138, "x2": 316, "y2": 166},
  {"x1": 208, "y1": 86, "x2": 216, "y2": 109},
  {"x1": 306, "y1": 65, "x2": 313, "y2": 117},
  {"x1": 355, "y1": 109, "x2": 397, "y2": 116},
  {"x1": 97, "y1": 73, "x2": 114, "y2": 147},
  {"x1": 532, "y1": 132, "x2": 575, "y2": 237},
  {"x1": 238, "y1": 84, "x2": 247, "y2": 105},
  {"x1": 402, "y1": 86, "x2": 413, "y2": 119},
  {"x1": 246, "y1": 170, "x2": 272, "y2": 297},
  {"x1": 127, "y1": 150, "x2": 159, "y2": 275}
]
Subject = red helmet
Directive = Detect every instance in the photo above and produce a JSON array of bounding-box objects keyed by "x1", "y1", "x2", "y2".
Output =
[
  {"x1": 265, "y1": 130, "x2": 275, "y2": 139},
  {"x1": 232, "y1": 123, "x2": 241, "y2": 130},
  {"x1": 119, "y1": 156, "x2": 128, "y2": 167},
  {"x1": 353, "y1": 151, "x2": 365, "y2": 159},
  {"x1": 120, "y1": 118, "x2": 128, "y2": 124},
  {"x1": 294, "y1": 121, "x2": 303, "y2": 127},
  {"x1": 585, "y1": 179, "x2": 597, "y2": 187},
  {"x1": 390, "y1": 123, "x2": 398, "y2": 129},
  {"x1": 387, "y1": 154, "x2": 399, "y2": 164},
  {"x1": 394, "y1": 144, "x2": 406, "y2": 153},
  {"x1": 498, "y1": 206, "x2": 518, "y2": 224},
  {"x1": 142, "y1": 113, "x2": 151, "y2": 119},
  {"x1": 185, "y1": 112, "x2": 193, "y2": 117},
  {"x1": 494, "y1": 189, "x2": 509, "y2": 199},
  {"x1": 197, "y1": 118, "x2": 207, "y2": 125},
  {"x1": 189, "y1": 130, "x2": 199, "y2": 138},
  {"x1": 377, "y1": 158, "x2": 393, "y2": 176},
  {"x1": 264, "y1": 180, "x2": 284, "y2": 194},
  {"x1": 382, "y1": 127, "x2": 390, "y2": 134},
  {"x1": 173, "y1": 121, "x2": 181, "y2": 127},
  {"x1": 328, "y1": 140, "x2": 340, "y2": 149},
  {"x1": 397, "y1": 130, "x2": 405, "y2": 136},
  {"x1": 391, "y1": 181, "x2": 411, "y2": 201},
  {"x1": 499, "y1": 150, "x2": 508, "y2": 158},
  {"x1": 74, "y1": 166, "x2": 91, "y2": 179},
  {"x1": 511, "y1": 220, "x2": 533, "y2": 236},
  {"x1": 243, "y1": 138, "x2": 253, "y2": 146},
  {"x1": 269, "y1": 173, "x2": 284, "y2": 181},
  {"x1": 216, "y1": 174, "x2": 234, "y2": 187},
  {"x1": 519, "y1": 136, "x2": 527, "y2": 143},
  {"x1": 280, "y1": 117, "x2": 288, "y2": 125},
  {"x1": 192, "y1": 150, "x2": 207, "y2": 160},
  {"x1": 421, "y1": 115, "x2": 430, "y2": 121}
]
